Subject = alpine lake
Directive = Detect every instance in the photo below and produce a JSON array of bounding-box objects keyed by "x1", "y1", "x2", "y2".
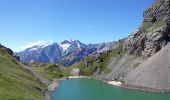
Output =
[{"x1": 51, "y1": 78, "x2": 170, "y2": 100}]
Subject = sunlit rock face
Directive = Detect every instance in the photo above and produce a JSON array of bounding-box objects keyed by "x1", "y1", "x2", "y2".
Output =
[
  {"x1": 143, "y1": 0, "x2": 170, "y2": 23},
  {"x1": 116, "y1": 0, "x2": 170, "y2": 57}
]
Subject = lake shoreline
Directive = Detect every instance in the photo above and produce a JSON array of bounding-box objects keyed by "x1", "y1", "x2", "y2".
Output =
[
  {"x1": 121, "y1": 84, "x2": 170, "y2": 93},
  {"x1": 68, "y1": 76, "x2": 93, "y2": 79},
  {"x1": 45, "y1": 79, "x2": 59, "y2": 100},
  {"x1": 45, "y1": 76, "x2": 170, "y2": 100},
  {"x1": 45, "y1": 76, "x2": 92, "y2": 100},
  {"x1": 45, "y1": 78, "x2": 67, "y2": 100},
  {"x1": 93, "y1": 77, "x2": 170, "y2": 93}
]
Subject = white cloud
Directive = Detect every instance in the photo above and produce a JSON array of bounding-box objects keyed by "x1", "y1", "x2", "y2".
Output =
[{"x1": 17, "y1": 40, "x2": 53, "y2": 52}]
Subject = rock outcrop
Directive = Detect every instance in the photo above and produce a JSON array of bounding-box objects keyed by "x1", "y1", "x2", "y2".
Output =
[
  {"x1": 144, "y1": 0, "x2": 170, "y2": 23},
  {"x1": 0, "y1": 44, "x2": 13, "y2": 55},
  {"x1": 94, "y1": 0, "x2": 170, "y2": 92},
  {"x1": 113, "y1": 0, "x2": 170, "y2": 92},
  {"x1": 116, "y1": 0, "x2": 170, "y2": 57}
]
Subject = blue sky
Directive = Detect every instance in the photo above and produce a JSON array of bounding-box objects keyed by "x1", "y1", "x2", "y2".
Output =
[{"x1": 0, "y1": 0, "x2": 154, "y2": 52}]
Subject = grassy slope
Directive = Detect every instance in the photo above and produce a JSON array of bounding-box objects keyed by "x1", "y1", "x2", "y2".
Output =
[
  {"x1": 27, "y1": 50, "x2": 118, "y2": 80},
  {"x1": 28, "y1": 51, "x2": 118, "y2": 79},
  {"x1": 139, "y1": 20, "x2": 165, "y2": 33},
  {"x1": 70, "y1": 50, "x2": 118, "y2": 76},
  {"x1": 27, "y1": 62, "x2": 71, "y2": 80},
  {"x1": 0, "y1": 49, "x2": 46, "y2": 100}
]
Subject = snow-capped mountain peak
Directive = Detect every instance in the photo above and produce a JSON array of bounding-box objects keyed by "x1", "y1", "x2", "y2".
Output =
[
  {"x1": 76, "y1": 41, "x2": 81, "y2": 48},
  {"x1": 59, "y1": 43, "x2": 71, "y2": 51},
  {"x1": 28, "y1": 45, "x2": 46, "y2": 51},
  {"x1": 69, "y1": 39, "x2": 75, "y2": 42},
  {"x1": 15, "y1": 40, "x2": 115, "y2": 66},
  {"x1": 59, "y1": 40, "x2": 82, "y2": 51},
  {"x1": 60, "y1": 40, "x2": 71, "y2": 44}
]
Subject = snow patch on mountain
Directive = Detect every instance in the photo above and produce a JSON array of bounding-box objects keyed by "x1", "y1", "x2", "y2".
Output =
[
  {"x1": 29, "y1": 48, "x2": 38, "y2": 51},
  {"x1": 28, "y1": 45, "x2": 46, "y2": 51},
  {"x1": 15, "y1": 40, "x2": 115, "y2": 66},
  {"x1": 59, "y1": 43, "x2": 71, "y2": 51},
  {"x1": 76, "y1": 41, "x2": 81, "y2": 48}
]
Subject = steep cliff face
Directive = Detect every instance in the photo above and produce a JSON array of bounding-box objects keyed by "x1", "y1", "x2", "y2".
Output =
[
  {"x1": 52, "y1": 1, "x2": 170, "y2": 92},
  {"x1": 117, "y1": 0, "x2": 170, "y2": 57},
  {"x1": 121, "y1": 0, "x2": 170, "y2": 91},
  {"x1": 144, "y1": 0, "x2": 170, "y2": 23},
  {"x1": 93, "y1": 0, "x2": 170, "y2": 92}
]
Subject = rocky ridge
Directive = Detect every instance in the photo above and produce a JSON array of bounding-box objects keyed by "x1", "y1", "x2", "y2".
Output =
[
  {"x1": 144, "y1": 0, "x2": 170, "y2": 23},
  {"x1": 0, "y1": 43, "x2": 13, "y2": 55},
  {"x1": 92, "y1": 0, "x2": 170, "y2": 92},
  {"x1": 15, "y1": 40, "x2": 115, "y2": 67},
  {"x1": 116, "y1": 0, "x2": 170, "y2": 57}
]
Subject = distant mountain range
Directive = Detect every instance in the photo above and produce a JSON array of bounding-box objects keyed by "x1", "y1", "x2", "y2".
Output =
[{"x1": 15, "y1": 40, "x2": 115, "y2": 66}]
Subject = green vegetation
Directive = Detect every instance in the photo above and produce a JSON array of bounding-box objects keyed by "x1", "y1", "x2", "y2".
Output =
[
  {"x1": 0, "y1": 48, "x2": 46, "y2": 100},
  {"x1": 27, "y1": 50, "x2": 119, "y2": 78},
  {"x1": 100, "y1": 51, "x2": 118, "y2": 71},
  {"x1": 70, "y1": 50, "x2": 118, "y2": 76},
  {"x1": 139, "y1": 21, "x2": 165, "y2": 33},
  {"x1": 149, "y1": 21, "x2": 165, "y2": 32},
  {"x1": 27, "y1": 62, "x2": 72, "y2": 80},
  {"x1": 144, "y1": 0, "x2": 164, "y2": 14}
]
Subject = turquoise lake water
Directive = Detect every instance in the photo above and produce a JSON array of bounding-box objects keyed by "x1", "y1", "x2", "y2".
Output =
[{"x1": 51, "y1": 79, "x2": 170, "y2": 100}]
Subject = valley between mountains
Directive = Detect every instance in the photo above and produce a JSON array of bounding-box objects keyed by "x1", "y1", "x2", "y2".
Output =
[{"x1": 0, "y1": 0, "x2": 170, "y2": 99}]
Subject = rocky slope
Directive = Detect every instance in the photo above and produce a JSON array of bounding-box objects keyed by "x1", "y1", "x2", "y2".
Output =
[
  {"x1": 15, "y1": 40, "x2": 115, "y2": 66},
  {"x1": 0, "y1": 44, "x2": 48, "y2": 100},
  {"x1": 9, "y1": 0, "x2": 170, "y2": 93},
  {"x1": 70, "y1": 50, "x2": 118, "y2": 76},
  {"x1": 105, "y1": 0, "x2": 170, "y2": 92},
  {"x1": 125, "y1": 43, "x2": 170, "y2": 92},
  {"x1": 116, "y1": 0, "x2": 170, "y2": 57},
  {"x1": 73, "y1": 0, "x2": 170, "y2": 92},
  {"x1": 120, "y1": 0, "x2": 170, "y2": 91}
]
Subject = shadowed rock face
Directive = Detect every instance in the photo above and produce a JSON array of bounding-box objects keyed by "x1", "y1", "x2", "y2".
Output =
[
  {"x1": 125, "y1": 43, "x2": 170, "y2": 90},
  {"x1": 116, "y1": 0, "x2": 170, "y2": 91},
  {"x1": 0, "y1": 44, "x2": 13, "y2": 55},
  {"x1": 116, "y1": 0, "x2": 170, "y2": 57},
  {"x1": 144, "y1": 0, "x2": 170, "y2": 23},
  {"x1": 94, "y1": 0, "x2": 170, "y2": 92}
]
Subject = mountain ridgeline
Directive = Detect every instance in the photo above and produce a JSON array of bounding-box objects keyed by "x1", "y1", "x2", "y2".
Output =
[
  {"x1": 15, "y1": 40, "x2": 115, "y2": 66},
  {"x1": 70, "y1": 0, "x2": 170, "y2": 92},
  {"x1": 116, "y1": 0, "x2": 170, "y2": 57},
  {"x1": 0, "y1": 44, "x2": 48, "y2": 100},
  {"x1": 15, "y1": 0, "x2": 170, "y2": 92}
]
